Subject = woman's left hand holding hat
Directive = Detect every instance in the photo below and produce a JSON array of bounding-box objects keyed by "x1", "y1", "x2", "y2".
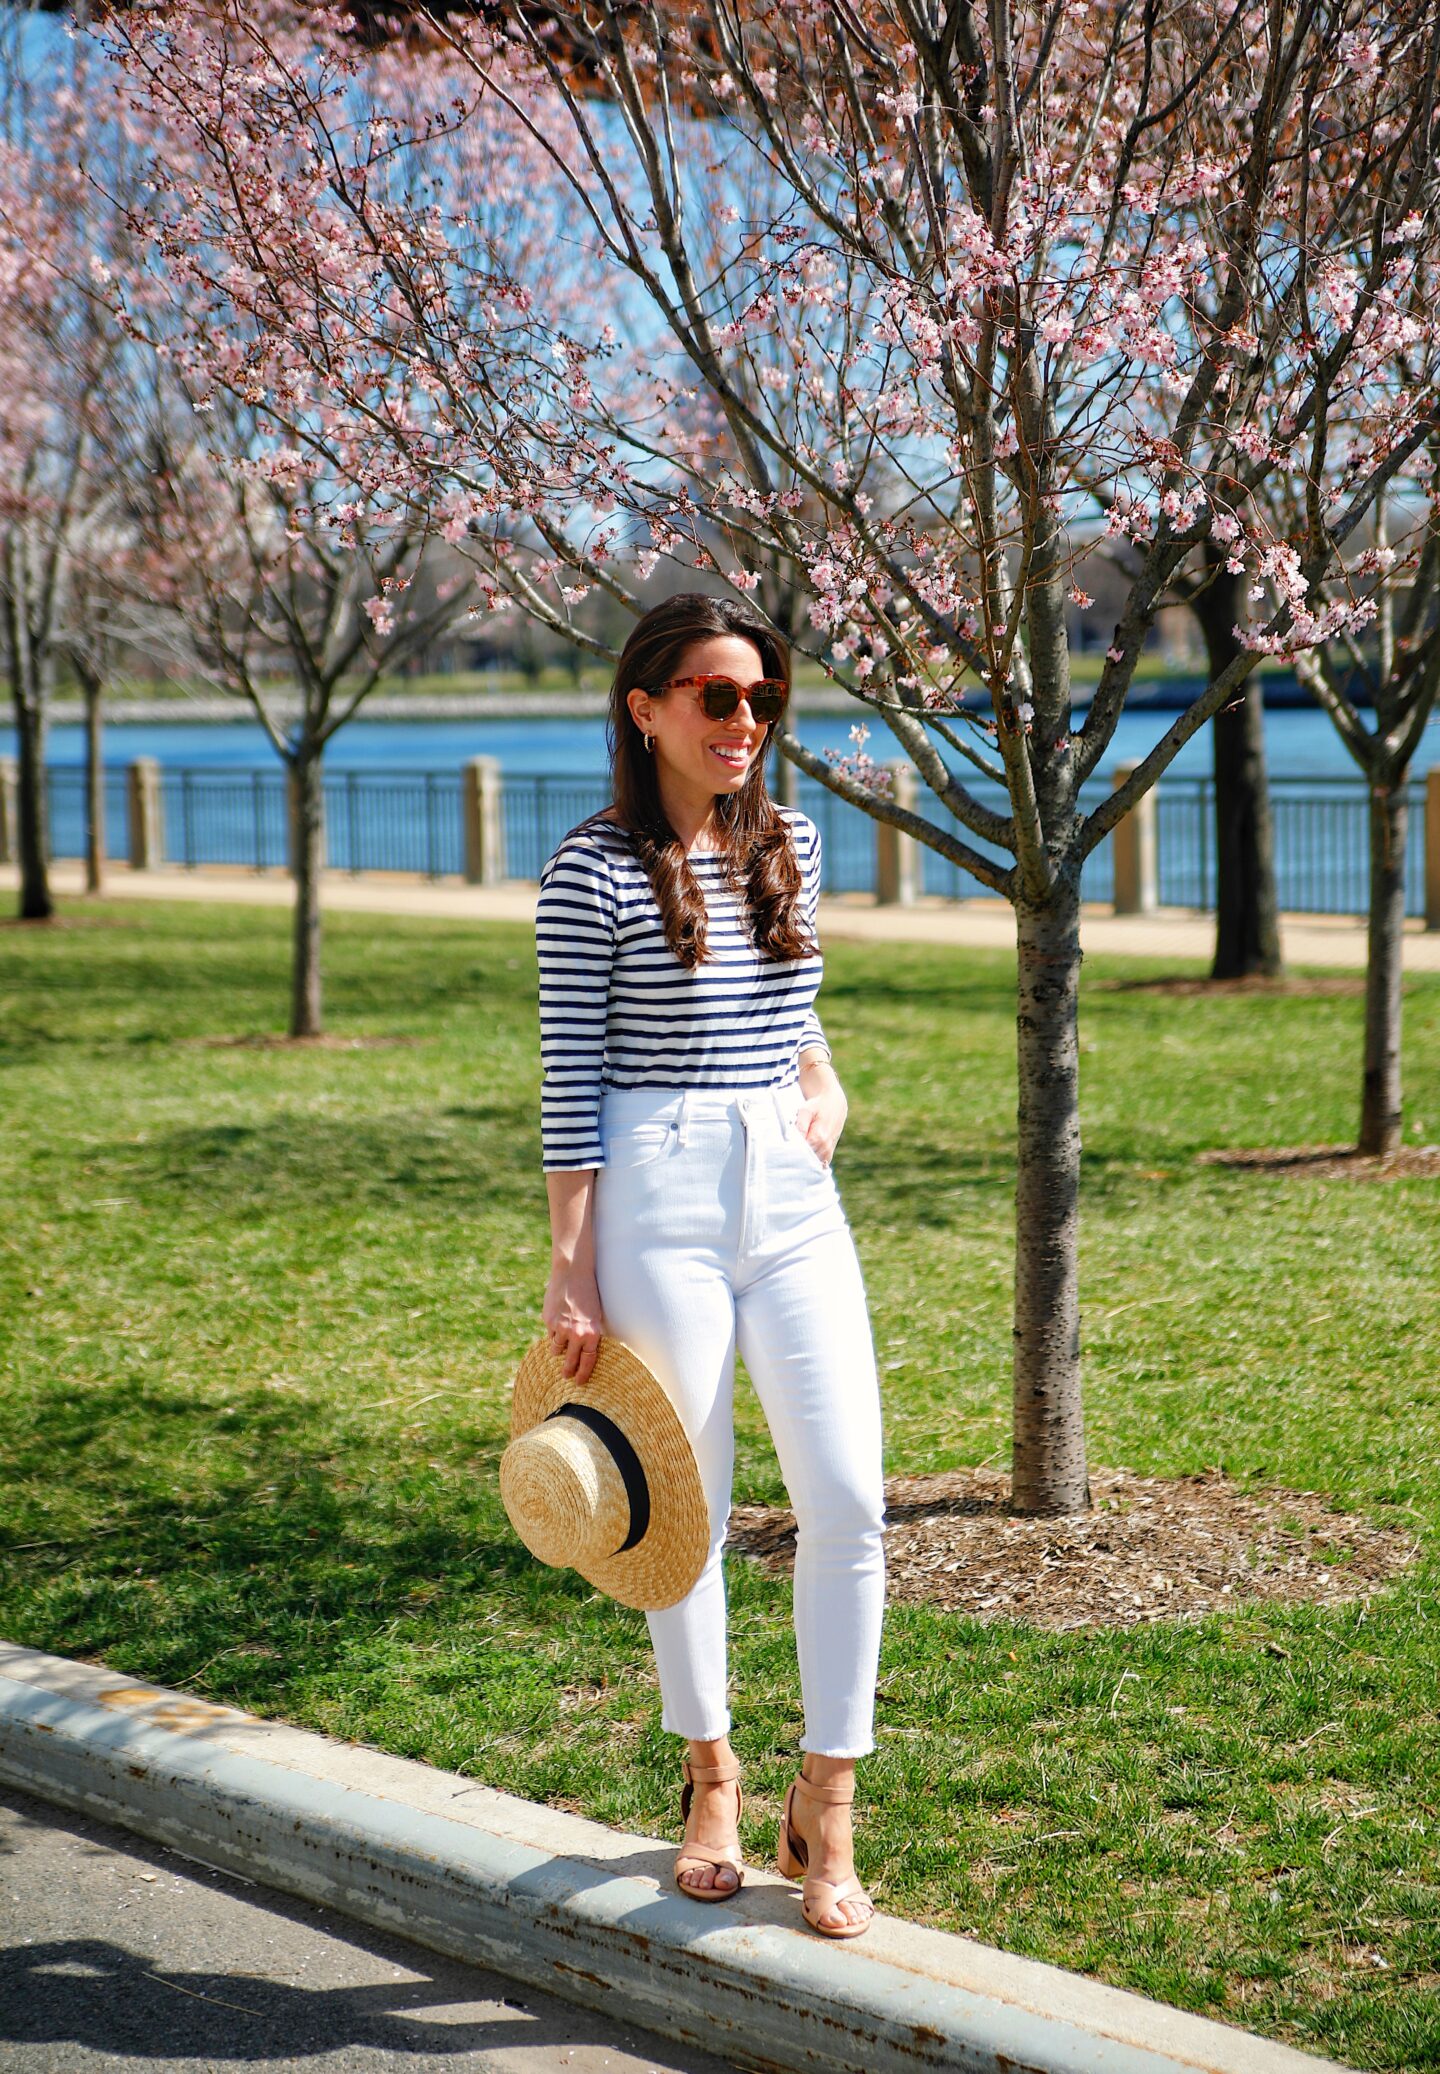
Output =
[{"x1": 542, "y1": 1265, "x2": 605, "y2": 1386}]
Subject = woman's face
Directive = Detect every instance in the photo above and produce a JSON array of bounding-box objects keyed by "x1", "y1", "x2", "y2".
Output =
[{"x1": 625, "y1": 633, "x2": 776, "y2": 813}]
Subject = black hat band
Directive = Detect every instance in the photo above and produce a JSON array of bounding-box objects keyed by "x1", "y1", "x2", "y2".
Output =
[{"x1": 546, "y1": 1402, "x2": 652, "y2": 1556}]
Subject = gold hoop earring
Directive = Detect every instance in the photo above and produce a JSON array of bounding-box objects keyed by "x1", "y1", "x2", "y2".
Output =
[{"x1": 643, "y1": 733, "x2": 655, "y2": 754}]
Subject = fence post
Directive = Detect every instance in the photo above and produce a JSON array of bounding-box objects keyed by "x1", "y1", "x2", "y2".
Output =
[
  {"x1": 1111, "y1": 760, "x2": 1158, "y2": 914},
  {"x1": 463, "y1": 756, "x2": 504, "y2": 885},
  {"x1": 876, "y1": 762, "x2": 919, "y2": 905},
  {"x1": 0, "y1": 758, "x2": 16, "y2": 866},
  {"x1": 772, "y1": 745, "x2": 799, "y2": 810},
  {"x1": 127, "y1": 758, "x2": 163, "y2": 871},
  {"x1": 1427, "y1": 768, "x2": 1440, "y2": 932}
]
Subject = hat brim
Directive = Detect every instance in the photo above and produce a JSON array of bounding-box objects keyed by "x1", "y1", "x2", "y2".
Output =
[{"x1": 509, "y1": 1334, "x2": 709, "y2": 1611}]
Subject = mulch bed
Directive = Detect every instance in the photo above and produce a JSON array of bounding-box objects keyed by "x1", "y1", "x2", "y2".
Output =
[
  {"x1": 726, "y1": 1467, "x2": 1419, "y2": 1631},
  {"x1": 1092, "y1": 974, "x2": 1363, "y2": 998},
  {"x1": 1197, "y1": 1143, "x2": 1440, "y2": 1181}
]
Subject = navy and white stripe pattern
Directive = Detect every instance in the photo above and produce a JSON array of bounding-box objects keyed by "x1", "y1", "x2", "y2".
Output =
[{"x1": 537, "y1": 808, "x2": 831, "y2": 1171}]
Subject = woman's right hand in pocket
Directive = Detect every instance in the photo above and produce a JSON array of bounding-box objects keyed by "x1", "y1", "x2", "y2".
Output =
[{"x1": 542, "y1": 1267, "x2": 605, "y2": 1386}]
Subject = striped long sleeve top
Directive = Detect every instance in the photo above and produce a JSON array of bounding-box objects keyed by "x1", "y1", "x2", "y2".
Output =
[{"x1": 536, "y1": 808, "x2": 831, "y2": 1171}]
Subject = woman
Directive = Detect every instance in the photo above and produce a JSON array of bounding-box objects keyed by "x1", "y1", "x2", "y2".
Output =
[{"x1": 535, "y1": 591, "x2": 886, "y2": 1939}]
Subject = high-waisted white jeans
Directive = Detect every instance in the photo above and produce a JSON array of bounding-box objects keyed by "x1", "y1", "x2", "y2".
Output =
[{"x1": 593, "y1": 1080, "x2": 886, "y2": 1758}]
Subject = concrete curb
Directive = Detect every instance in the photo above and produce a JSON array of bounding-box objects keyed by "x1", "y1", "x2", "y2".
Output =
[{"x1": 0, "y1": 1643, "x2": 1351, "y2": 2074}]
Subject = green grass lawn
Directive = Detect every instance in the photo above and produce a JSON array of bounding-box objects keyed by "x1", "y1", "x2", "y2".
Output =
[{"x1": 2, "y1": 899, "x2": 1437, "y2": 2068}]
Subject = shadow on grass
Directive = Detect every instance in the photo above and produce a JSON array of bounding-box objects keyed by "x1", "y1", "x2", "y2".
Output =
[
  {"x1": 69, "y1": 1102, "x2": 1220, "y2": 1230},
  {"x1": 2, "y1": 1372, "x2": 626, "y2": 1694},
  {"x1": 78, "y1": 1103, "x2": 540, "y2": 1216},
  {"x1": 834, "y1": 1127, "x2": 1205, "y2": 1222},
  {"x1": 821, "y1": 963, "x2": 1019, "y2": 1015},
  {"x1": 0, "y1": 915, "x2": 541, "y2": 1053}
]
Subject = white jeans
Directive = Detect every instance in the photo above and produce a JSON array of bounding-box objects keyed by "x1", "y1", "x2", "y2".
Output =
[{"x1": 593, "y1": 1081, "x2": 886, "y2": 1757}]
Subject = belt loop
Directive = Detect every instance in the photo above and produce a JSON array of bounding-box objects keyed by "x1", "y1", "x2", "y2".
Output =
[{"x1": 676, "y1": 1090, "x2": 692, "y2": 1149}]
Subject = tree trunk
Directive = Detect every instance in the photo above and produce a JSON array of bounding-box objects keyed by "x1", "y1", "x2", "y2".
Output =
[
  {"x1": 1011, "y1": 878, "x2": 1091, "y2": 1515},
  {"x1": 5, "y1": 567, "x2": 54, "y2": 922},
  {"x1": 81, "y1": 665, "x2": 105, "y2": 896},
  {"x1": 11, "y1": 683, "x2": 53, "y2": 923},
  {"x1": 289, "y1": 750, "x2": 324, "y2": 1038},
  {"x1": 1358, "y1": 778, "x2": 1407, "y2": 1157},
  {"x1": 1192, "y1": 554, "x2": 1283, "y2": 978}
]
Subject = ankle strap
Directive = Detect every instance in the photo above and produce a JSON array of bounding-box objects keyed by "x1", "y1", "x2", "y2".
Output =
[
  {"x1": 683, "y1": 1756, "x2": 740, "y2": 1784},
  {"x1": 796, "y1": 1770, "x2": 855, "y2": 1805}
]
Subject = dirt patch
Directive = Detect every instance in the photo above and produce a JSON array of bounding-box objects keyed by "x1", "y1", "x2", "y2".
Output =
[
  {"x1": 179, "y1": 1033, "x2": 426, "y2": 1052},
  {"x1": 726, "y1": 1467, "x2": 1419, "y2": 1631},
  {"x1": 1197, "y1": 1143, "x2": 1440, "y2": 1181},
  {"x1": 1092, "y1": 974, "x2": 1363, "y2": 998}
]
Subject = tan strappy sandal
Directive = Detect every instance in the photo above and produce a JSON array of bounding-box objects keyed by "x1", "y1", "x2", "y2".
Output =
[
  {"x1": 674, "y1": 1755, "x2": 745, "y2": 1902},
  {"x1": 777, "y1": 1771, "x2": 875, "y2": 1939}
]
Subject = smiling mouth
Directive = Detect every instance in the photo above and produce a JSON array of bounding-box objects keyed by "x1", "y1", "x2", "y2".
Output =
[{"x1": 709, "y1": 744, "x2": 751, "y2": 765}]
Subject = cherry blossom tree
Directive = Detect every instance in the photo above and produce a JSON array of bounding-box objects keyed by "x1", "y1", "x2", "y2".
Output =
[
  {"x1": 0, "y1": 10, "x2": 171, "y2": 919},
  {"x1": 0, "y1": 105, "x2": 124, "y2": 920},
  {"x1": 99, "y1": 0, "x2": 1440, "y2": 1513},
  {"x1": 123, "y1": 377, "x2": 483, "y2": 1036},
  {"x1": 8, "y1": 5, "x2": 490, "y2": 1030},
  {"x1": 57, "y1": 522, "x2": 142, "y2": 899},
  {"x1": 1169, "y1": 540, "x2": 1284, "y2": 978},
  {"x1": 1205, "y1": 60, "x2": 1440, "y2": 1158},
  {"x1": 1290, "y1": 466, "x2": 1440, "y2": 1159}
]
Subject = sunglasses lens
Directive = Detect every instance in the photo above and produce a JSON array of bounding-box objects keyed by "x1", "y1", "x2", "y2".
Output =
[{"x1": 697, "y1": 677, "x2": 787, "y2": 721}]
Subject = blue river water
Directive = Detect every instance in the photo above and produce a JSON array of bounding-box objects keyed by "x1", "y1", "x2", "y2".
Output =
[
  {"x1": 12, "y1": 702, "x2": 1437, "y2": 778},
  {"x1": 13, "y1": 701, "x2": 1435, "y2": 914}
]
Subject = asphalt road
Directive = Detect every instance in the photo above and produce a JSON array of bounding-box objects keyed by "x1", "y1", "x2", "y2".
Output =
[{"x1": 0, "y1": 1785, "x2": 741, "y2": 2074}]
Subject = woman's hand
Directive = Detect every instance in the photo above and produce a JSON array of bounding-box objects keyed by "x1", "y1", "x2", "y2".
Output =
[
  {"x1": 542, "y1": 1169, "x2": 604, "y2": 1385},
  {"x1": 794, "y1": 1053, "x2": 847, "y2": 1166},
  {"x1": 542, "y1": 1265, "x2": 605, "y2": 1386}
]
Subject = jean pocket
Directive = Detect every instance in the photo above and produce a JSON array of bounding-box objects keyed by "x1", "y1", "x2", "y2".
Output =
[
  {"x1": 604, "y1": 1120, "x2": 677, "y2": 1171},
  {"x1": 787, "y1": 1117, "x2": 830, "y2": 1172}
]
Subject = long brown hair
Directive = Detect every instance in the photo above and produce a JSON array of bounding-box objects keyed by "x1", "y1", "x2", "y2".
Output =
[{"x1": 575, "y1": 592, "x2": 816, "y2": 970}]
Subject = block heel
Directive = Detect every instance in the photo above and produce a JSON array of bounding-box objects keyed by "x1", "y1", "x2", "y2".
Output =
[{"x1": 776, "y1": 1771, "x2": 874, "y2": 1939}]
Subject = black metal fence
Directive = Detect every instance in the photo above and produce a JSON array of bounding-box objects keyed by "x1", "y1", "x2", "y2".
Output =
[
  {"x1": 41, "y1": 762, "x2": 1432, "y2": 918},
  {"x1": 1155, "y1": 776, "x2": 1430, "y2": 917}
]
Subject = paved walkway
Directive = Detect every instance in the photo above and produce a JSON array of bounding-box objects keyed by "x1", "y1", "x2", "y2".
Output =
[
  {"x1": 9, "y1": 861, "x2": 1440, "y2": 971},
  {"x1": 1, "y1": 1783, "x2": 732, "y2": 2073}
]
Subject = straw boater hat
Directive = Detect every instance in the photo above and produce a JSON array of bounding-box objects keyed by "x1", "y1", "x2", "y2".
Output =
[{"x1": 500, "y1": 1333, "x2": 709, "y2": 1611}]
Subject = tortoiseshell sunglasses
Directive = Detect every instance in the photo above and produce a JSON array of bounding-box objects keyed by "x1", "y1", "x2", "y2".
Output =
[{"x1": 651, "y1": 673, "x2": 789, "y2": 722}]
